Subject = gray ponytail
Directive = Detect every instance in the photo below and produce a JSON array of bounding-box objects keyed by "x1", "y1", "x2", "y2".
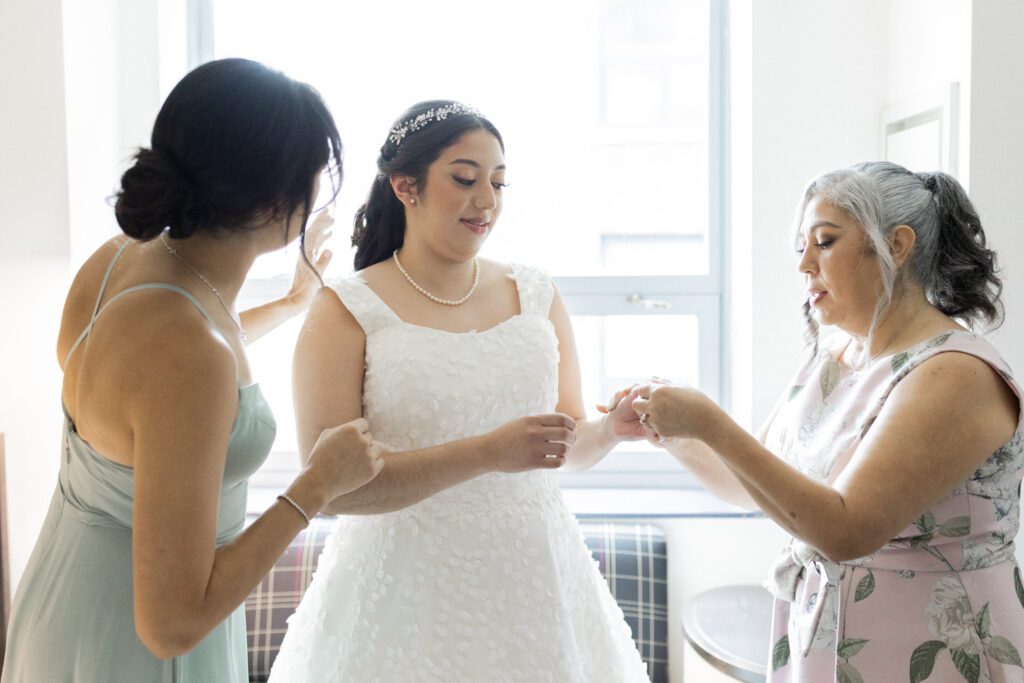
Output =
[{"x1": 914, "y1": 170, "x2": 1002, "y2": 326}]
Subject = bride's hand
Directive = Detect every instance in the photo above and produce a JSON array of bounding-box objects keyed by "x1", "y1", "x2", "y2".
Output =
[
  {"x1": 596, "y1": 385, "x2": 649, "y2": 441},
  {"x1": 288, "y1": 210, "x2": 335, "y2": 308},
  {"x1": 485, "y1": 413, "x2": 577, "y2": 472},
  {"x1": 597, "y1": 378, "x2": 668, "y2": 442}
]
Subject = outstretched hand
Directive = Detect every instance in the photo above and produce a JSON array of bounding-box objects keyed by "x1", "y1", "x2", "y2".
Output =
[
  {"x1": 288, "y1": 210, "x2": 335, "y2": 308},
  {"x1": 597, "y1": 383, "x2": 662, "y2": 442}
]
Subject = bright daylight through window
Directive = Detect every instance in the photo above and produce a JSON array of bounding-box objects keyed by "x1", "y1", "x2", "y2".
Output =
[{"x1": 199, "y1": 0, "x2": 726, "y2": 491}]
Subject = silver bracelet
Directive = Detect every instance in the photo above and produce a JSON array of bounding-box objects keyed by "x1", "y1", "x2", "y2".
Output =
[{"x1": 277, "y1": 493, "x2": 311, "y2": 526}]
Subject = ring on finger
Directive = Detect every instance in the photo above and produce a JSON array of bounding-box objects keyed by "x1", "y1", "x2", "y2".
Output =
[{"x1": 639, "y1": 413, "x2": 651, "y2": 428}]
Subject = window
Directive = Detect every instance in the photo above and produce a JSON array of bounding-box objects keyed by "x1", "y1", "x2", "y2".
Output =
[{"x1": 195, "y1": 0, "x2": 728, "y2": 492}]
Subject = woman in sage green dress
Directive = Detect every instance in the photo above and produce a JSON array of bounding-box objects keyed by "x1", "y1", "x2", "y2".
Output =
[
  {"x1": 2, "y1": 58, "x2": 383, "y2": 682},
  {"x1": 633, "y1": 162, "x2": 1023, "y2": 682}
]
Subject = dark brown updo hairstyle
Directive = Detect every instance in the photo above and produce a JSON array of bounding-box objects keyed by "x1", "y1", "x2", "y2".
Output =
[
  {"x1": 351, "y1": 100, "x2": 502, "y2": 270},
  {"x1": 115, "y1": 58, "x2": 343, "y2": 262}
]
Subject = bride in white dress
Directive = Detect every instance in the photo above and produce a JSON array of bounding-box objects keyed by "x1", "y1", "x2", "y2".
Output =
[{"x1": 269, "y1": 101, "x2": 652, "y2": 682}]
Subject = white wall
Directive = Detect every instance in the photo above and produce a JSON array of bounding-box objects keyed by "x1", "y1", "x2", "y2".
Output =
[
  {"x1": 740, "y1": 0, "x2": 890, "y2": 430},
  {"x1": 63, "y1": 0, "x2": 167, "y2": 267},
  {"x1": 0, "y1": 4, "x2": 71, "y2": 260},
  {"x1": 886, "y1": 0, "x2": 972, "y2": 187},
  {"x1": 968, "y1": 0, "x2": 1024, "y2": 568},
  {"x1": 0, "y1": 0, "x2": 72, "y2": 591},
  {"x1": 727, "y1": 0, "x2": 754, "y2": 432},
  {"x1": 0, "y1": 0, "x2": 167, "y2": 591},
  {"x1": 969, "y1": 1, "x2": 1024, "y2": 388}
]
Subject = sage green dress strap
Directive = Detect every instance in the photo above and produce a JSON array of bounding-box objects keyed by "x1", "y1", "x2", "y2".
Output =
[{"x1": 2, "y1": 242, "x2": 276, "y2": 682}]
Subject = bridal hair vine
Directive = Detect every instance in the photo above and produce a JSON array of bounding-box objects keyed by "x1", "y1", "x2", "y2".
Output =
[{"x1": 388, "y1": 103, "x2": 482, "y2": 147}]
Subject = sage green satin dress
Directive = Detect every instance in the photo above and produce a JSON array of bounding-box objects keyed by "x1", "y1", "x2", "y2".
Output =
[{"x1": 2, "y1": 242, "x2": 276, "y2": 682}]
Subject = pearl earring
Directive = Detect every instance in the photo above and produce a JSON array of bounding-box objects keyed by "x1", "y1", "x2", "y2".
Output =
[{"x1": 410, "y1": 198, "x2": 417, "y2": 205}]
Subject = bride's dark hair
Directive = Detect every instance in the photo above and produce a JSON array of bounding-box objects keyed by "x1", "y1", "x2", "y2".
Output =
[{"x1": 352, "y1": 101, "x2": 503, "y2": 271}]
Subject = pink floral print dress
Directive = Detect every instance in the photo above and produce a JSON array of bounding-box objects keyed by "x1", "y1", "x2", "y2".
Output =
[{"x1": 764, "y1": 330, "x2": 1024, "y2": 683}]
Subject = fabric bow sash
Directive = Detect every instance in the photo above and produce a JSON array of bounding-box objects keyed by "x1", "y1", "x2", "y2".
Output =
[{"x1": 764, "y1": 541, "x2": 845, "y2": 657}]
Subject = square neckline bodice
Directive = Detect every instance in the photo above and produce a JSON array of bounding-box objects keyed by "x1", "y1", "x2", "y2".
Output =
[{"x1": 349, "y1": 262, "x2": 546, "y2": 337}]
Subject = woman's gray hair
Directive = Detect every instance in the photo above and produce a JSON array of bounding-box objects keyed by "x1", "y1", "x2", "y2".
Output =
[{"x1": 794, "y1": 161, "x2": 1002, "y2": 356}]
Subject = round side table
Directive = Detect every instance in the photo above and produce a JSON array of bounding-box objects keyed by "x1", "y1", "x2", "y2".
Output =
[{"x1": 681, "y1": 584, "x2": 772, "y2": 683}]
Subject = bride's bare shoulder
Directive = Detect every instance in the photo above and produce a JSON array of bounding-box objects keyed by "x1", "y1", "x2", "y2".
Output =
[{"x1": 354, "y1": 258, "x2": 395, "y2": 288}]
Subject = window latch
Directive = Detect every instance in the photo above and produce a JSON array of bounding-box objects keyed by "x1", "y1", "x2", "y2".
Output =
[{"x1": 626, "y1": 294, "x2": 672, "y2": 310}]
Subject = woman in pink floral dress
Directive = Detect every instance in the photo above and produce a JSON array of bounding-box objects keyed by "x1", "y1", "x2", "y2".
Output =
[{"x1": 632, "y1": 162, "x2": 1023, "y2": 682}]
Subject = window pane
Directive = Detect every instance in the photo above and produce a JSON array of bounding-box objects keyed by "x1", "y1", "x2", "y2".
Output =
[
  {"x1": 574, "y1": 313, "x2": 700, "y2": 405},
  {"x1": 573, "y1": 312, "x2": 702, "y2": 463},
  {"x1": 212, "y1": 0, "x2": 710, "y2": 279},
  {"x1": 244, "y1": 316, "x2": 302, "y2": 454},
  {"x1": 213, "y1": 0, "x2": 722, "y2": 494},
  {"x1": 567, "y1": 313, "x2": 701, "y2": 478}
]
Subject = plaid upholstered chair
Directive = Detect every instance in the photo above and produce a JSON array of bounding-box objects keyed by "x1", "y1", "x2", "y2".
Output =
[{"x1": 244, "y1": 515, "x2": 668, "y2": 682}]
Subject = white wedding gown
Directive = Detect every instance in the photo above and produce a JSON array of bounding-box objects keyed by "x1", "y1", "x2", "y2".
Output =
[{"x1": 269, "y1": 264, "x2": 651, "y2": 682}]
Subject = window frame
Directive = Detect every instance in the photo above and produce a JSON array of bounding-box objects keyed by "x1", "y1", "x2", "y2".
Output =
[{"x1": 191, "y1": 0, "x2": 731, "y2": 492}]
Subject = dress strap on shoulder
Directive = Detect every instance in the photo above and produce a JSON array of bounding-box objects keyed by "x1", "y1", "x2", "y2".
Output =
[
  {"x1": 508, "y1": 263, "x2": 554, "y2": 317},
  {"x1": 329, "y1": 277, "x2": 403, "y2": 336},
  {"x1": 91, "y1": 240, "x2": 132, "y2": 320},
  {"x1": 99, "y1": 283, "x2": 215, "y2": 323},
  {"x1": 63, "y1": 241, "x2": 132, "y2": 367},
  {"x1": 63, "y1": 282, "x2": 216, "y2": 367}
]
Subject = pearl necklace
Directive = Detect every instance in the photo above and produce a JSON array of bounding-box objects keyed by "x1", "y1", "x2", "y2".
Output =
[
  {"x1": 392, "y1": 250, "x2": 480, "y2": 306},
  {"x1": 160, "y1": 234, "x2": 247, "y2": 342}
]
